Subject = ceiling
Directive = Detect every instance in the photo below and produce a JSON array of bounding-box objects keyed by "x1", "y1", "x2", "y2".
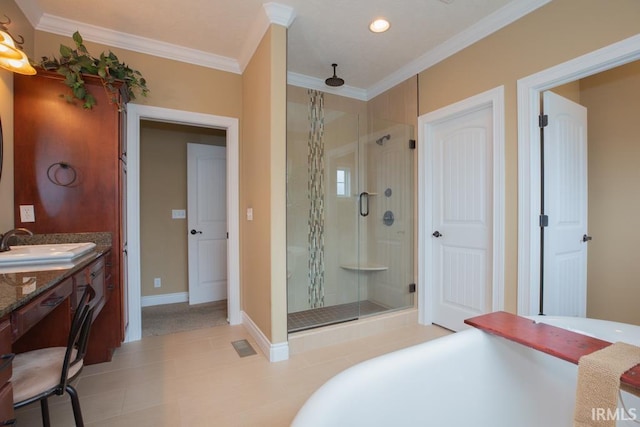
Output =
[{"x1": 15, "y1": 0, "x2": 549, "y2": 100}]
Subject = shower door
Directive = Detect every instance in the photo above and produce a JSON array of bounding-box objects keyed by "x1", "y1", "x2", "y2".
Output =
[
  {"x1": 286, "y1": 90, "x2": 414, "y2": 333},
  {"x1": 356, "y1": 119, "x2": 415, "y2": 318}
]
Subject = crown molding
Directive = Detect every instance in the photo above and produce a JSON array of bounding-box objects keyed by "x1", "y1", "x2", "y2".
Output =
[
  {"x1": 366, "y1": 0, "x2": 551, "y2": 99},
  {"x1": 264, "y1": 2, "x2": 297, "y2": 28},
  {"x1": 35, "y1": 14, "x2": 241, "y2": 73},
  {"x1": 287, "y1": 72, "x2": 368, "y2": 101},
  {"x1": 18, "y1": 0, "x2": 549, "y2": 99}
]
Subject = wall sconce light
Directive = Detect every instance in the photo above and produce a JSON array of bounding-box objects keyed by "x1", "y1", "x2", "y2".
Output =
[{"x1": 0, "y1": 15, "x2": 36, "y2": 75}]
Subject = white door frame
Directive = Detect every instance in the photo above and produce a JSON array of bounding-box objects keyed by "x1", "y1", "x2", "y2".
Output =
[
  {"x1": 517, "y1": 34, "x2": 640, "y2": 316},
  {"x1": 125, "y1": 104, "x2": 241, "y2": 342},
  {"x1": 418, "y1": 86, "x2": 505, "y2": 325}
]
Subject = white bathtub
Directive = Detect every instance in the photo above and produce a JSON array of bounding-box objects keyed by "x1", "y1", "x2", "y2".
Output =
[{"x1": 291, "y1": 316, "x2": 640, "y2": 427}]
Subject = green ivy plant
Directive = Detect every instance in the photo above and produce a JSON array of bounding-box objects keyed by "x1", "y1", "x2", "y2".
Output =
[{"x1": 39, "y1": 31, "x2": 149, "y2": 109}]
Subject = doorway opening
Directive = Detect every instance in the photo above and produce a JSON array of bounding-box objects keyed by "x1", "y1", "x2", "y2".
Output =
[
  {"x1": 517, "y1": 34, "x2": 640, "y2": 318},
  {"x1": 138, "y1": 121, "x2": 228, "y2": 337},
  {"x1": 126, "y1": 104, "x2": 240, "y2": 342}
]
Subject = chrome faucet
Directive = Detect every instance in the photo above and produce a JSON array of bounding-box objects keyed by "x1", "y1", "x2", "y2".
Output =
[{"x1": 0, "y1": 228, "x2": 34, "y2": 252}]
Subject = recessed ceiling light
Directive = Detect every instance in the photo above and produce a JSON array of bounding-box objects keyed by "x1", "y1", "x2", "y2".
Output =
[{"x1": 369, "y1": 18, "x2": 390, "y2": 33}]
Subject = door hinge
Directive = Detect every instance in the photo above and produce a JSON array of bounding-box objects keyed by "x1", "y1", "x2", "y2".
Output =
[
  {"x1": 409, "y1": 283, "x2": 416, "y2": 293},
  {"x1": 539, "y1": 114, "x2": 548, "y2": 128},
  {"x1": 409, "y1": 139, "x2": 416, "y2": 150},
  {"x1": 539, "y1": 214, "x2": 549, "y2": 227},
  {"x1": 226, "y1": 232, "x2": 229, "y2": 239}
]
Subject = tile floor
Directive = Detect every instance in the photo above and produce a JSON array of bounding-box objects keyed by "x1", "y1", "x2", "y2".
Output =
[
  {"x1": 287, "y1": 300, "x2": 389, "y2": 332},
  {"x1": 14, "y1": 321, "x2": 451, "y2": 426}
]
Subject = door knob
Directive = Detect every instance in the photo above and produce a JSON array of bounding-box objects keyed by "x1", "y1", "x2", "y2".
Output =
[
  {"x1": 432, "y1": 231, "x2": 443, "y2": 238},
  {"x1": 582, "y1": 234, "x2": 592, "y2": 242},
  {"x1": 190, "y1": 229, "x2": 203, "y2": 235}
]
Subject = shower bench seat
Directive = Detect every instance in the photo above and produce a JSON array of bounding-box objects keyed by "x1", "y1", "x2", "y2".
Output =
[{"x1": 339, "y1": 263, "x2": 388, "y2": 272}]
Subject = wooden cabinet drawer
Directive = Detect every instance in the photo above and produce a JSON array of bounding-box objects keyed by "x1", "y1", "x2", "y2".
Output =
[
  {"x1": 74, "y1": 257, "x2": 106, "y2": 316},
  {"x1": 10, "y1": 278, "x2": 73, "y2": 341}
]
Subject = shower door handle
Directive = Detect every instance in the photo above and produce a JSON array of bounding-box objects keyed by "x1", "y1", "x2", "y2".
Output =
[{"x1": 359, "y1": 192, "x2": 370, "y2": 217}]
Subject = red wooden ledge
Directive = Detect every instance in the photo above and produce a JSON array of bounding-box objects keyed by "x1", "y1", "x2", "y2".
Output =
[{"x1": 465, "y1": 311, "x2": 640, "y2": 390}]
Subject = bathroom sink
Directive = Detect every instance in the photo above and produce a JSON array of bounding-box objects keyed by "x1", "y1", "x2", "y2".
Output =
[{"x1": 0, "y1": 242, "x2": 97, "y2": 267}]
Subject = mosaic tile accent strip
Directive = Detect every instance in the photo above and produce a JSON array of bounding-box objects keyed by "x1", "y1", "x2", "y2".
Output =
[
  {"x1": 307, "y1": 89, "x2": 325, "y2": 309},
  {"x1": 287, "y1": 300, "x2": 389, "y2": 333}
]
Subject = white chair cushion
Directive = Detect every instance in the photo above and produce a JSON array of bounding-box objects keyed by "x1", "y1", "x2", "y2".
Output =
[{"x1": 10, "y1": 347, "x2": 81, "y2": 404}]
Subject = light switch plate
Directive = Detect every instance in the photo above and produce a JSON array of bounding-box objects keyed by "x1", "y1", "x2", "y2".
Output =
[
  {"x1": 171, "y1": 209, "x2": 186, "y2": 219},
  {"x1": 246, "y1": 208, "x2": 253, "y2": 221},
  {"x1": 19, "y1": 205, "x2": 35, "y2": 222}
]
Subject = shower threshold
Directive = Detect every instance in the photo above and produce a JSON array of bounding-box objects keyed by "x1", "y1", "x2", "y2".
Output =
[{"x1": 288, "y1": 300, "x2": 388, "y2": 333}]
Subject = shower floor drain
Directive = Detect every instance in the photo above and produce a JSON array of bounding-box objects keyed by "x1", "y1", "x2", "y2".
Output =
[{"x1": 231, "y1": 339, "x2": 257, "y2": 358}]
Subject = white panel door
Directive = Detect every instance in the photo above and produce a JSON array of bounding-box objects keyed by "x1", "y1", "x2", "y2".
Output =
[
  {"x1": 188, "y1": 143, "x2": 227, "y2": 305},
  {"x1": 431, "y1": 106, "x2": 493, "y2": 331},
  {"x1": 542, "y1": 91, "x2": 588, "y2": 316}
]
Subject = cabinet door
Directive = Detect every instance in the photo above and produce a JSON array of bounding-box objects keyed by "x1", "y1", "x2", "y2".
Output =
[
  {"x1": 14, "y1": 70, "x2": 124, "y2": 362},
  {"x1": 74, "y1": 257, "x2": 106, "y2": 316},
  {"x1": 13, "y1": 71, "x2": 120, "y2": 234},
  {"x1": 0, "y1": 319, "x2": 13, "y2": 425},
  {"x1": 88, "y1": 257, "x2": 106, "y2": 315}
]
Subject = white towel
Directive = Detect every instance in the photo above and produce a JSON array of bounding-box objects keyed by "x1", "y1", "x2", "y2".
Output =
[{"x1": 574, "y1": 342, "x2": 640, "y2": 427}]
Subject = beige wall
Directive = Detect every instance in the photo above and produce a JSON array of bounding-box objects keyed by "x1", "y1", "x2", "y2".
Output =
[
  {"x1": 33, "y1": 32, "x2": 243, "y2": 118},
  {"x1": 418, "y1": 0, "x2": 640, "y2": 313},
  {"x1": 241, "y1": 25, "x2": 288, "y2": 344},
  {"x1": 269, "y1": 25, "x2": 288, "y2": 343},
  {"x1": 140, "y1": 121, "x2": 225, "y2": 298},
  {"x1": 550, "y1": 80, "x2": 581, "y2": 103},
  {"x1": 580, "y1": 61, "x2": 640, "y2": 325}
]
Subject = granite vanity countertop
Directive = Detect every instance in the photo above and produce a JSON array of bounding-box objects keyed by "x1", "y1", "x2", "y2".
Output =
[{"x1": 0, "y1": 232, "x2": 113, "y2": 318}]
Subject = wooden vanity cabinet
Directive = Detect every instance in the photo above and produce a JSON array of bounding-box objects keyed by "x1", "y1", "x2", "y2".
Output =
[
  {"x1": 0, "y1": 319, "x2": 14, "y2": 424},
  {"x1": 13, "y1": 70, "x2": 127, "y2": 364}
]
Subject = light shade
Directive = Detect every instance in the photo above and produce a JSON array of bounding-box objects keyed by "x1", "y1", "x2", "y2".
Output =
[
  {"x1": 0, "y1": 48, "x2": 36, "y2": 75},
  {"x1": 0, "y1": 30, "x2": 22, "y2": 60},
  {"x1": 369, "y1": 18, "x2": 390, "y2": 33}
]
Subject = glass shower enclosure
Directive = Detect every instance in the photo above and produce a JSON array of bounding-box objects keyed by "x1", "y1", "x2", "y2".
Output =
[{"x1": 286, "y1": 88, "x2": 414, "y2": 333}]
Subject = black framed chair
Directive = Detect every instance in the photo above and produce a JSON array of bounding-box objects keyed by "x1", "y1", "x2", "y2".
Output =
[{"x1": 11, "y1": 285, "x2": 96, "y2": 426}]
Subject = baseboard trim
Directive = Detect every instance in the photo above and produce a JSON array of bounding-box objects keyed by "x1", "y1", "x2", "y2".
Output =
[
  {"x1": 241, "y1": 311, "x2": 289, "y2": 362},
  {"x1": 141, "y1": 292, "x2": 188, "y2": 307}
]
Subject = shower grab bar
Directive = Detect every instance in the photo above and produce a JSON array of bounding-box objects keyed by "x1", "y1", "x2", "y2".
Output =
[{"x1": 359, "y1": 192, "x2": 369, "y2": 217}]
